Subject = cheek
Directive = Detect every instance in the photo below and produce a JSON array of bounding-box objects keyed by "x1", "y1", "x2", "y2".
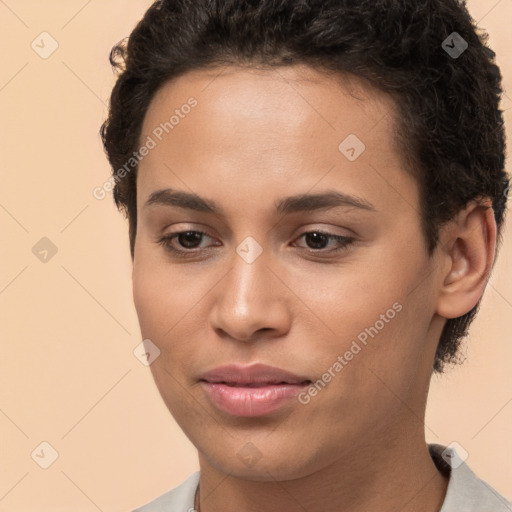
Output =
[
  {"x1": 132, "y1": 246, "x2": 196, "y2": 339},
  {"x1": 296, "y1": 244, "x2": 434, "y2": 392},
  {"x1": 132, "y1": 260, "x2": 201, "y2": 411},
  {"x1": 132, "y1": 251, "x2": 211, "y2": 377},
  {"x1": 132, "y1": 265, "x2": 166, "y2": 340},
  {"x1": 289, "y1": 257, "x2": 404, "y2": 342}
]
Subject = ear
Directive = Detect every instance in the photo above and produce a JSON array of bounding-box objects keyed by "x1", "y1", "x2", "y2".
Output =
[{"x1": 436, "y1": 199, "x2": 497, "y2": 319}]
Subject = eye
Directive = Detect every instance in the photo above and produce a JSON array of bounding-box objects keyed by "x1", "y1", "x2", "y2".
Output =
[
  {"x1": 158, "y1": 230, "x2": 216, "y2": 256},
  {"x1": 293, "y1": 231, "x2": 354, "y2": 253},
  {"x1": 157, "y1": 229, "x2": 354, "y2": 257}
]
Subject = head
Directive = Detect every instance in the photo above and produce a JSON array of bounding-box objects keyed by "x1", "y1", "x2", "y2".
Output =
[{"x1": 100, "y1": 0, "x2": 508, "y2": 480}]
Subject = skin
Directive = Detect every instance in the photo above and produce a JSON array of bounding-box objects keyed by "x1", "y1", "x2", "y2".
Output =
[{"x1": 132, "y1": 64, "x2": 496, "y2": 512}]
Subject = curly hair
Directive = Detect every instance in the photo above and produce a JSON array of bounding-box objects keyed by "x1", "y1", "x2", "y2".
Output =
[{"x1": 100, "y1": 0, "x2": 508, "y2": 373}]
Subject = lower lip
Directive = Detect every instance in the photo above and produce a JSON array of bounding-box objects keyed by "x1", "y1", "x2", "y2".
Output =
[{"x1": 200, "y1": 381, "x2": 309, "y2": 417}]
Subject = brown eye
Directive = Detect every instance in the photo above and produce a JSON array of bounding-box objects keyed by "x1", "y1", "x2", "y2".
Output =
[
  {"x1": 158, "y1": 230, "x2": 215, "y2": 255},
  {"x1": 174, "y1": 231, "x2": 204, "y2": 249},
  {"x1": 157, "y1": 229, "x2": 354, "y2": 259},
  {"x1": 294, "y1": 231, "x2": 354, "y2": 252}
]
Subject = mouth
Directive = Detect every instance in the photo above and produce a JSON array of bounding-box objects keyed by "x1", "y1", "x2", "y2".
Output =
[
  {"x1": 198, "y1": 362, "x2": 311, "y2": 387},
  {"x1": 197, "y1": 364, "x2": 313, "y2": 417},
  {"x1": 200, "y1": 380, "x2": 312, "y2": 387}
]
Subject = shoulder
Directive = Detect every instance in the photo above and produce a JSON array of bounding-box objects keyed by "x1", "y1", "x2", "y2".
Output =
[
  {"x1": 429, "y1": 443, "x2": 512, "y2": 512},
  {"x1": 132, "y1": 471, "x2": 200, "y2": 512}
]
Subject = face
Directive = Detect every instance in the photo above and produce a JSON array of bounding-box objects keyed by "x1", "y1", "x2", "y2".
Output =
[{"x1": 132, "y1": 64, "x2": 445, "y2": 480}]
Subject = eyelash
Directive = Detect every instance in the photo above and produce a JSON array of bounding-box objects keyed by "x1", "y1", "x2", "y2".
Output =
[{"x1": 157, "y1": 229, "x2": 354, "y2": 258}]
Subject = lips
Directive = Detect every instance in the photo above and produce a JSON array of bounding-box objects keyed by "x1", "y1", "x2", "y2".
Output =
[
  {"x1": 199, "y1": 363, "x2": 311, "y2": 387},
  {"x1": 219, "y1": 381, "x2": 295, "y2": 387},
  {"x1": 198, "y1": 363, "x2": 312, "y2": 417}
]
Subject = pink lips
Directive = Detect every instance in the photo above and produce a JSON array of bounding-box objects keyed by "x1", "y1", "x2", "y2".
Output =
[{"x1": 199, "y1": 363, "x2": 311, "y2": 417}]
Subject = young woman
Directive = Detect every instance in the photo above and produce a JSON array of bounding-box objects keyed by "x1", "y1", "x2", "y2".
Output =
[{"x1": 100, "y1": 1, "x2": 511, "y2": 510}]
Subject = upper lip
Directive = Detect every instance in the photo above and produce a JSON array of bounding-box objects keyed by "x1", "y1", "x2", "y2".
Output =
[{"x1": 199, "y1": 363, "x2": 311, "y2": 386}]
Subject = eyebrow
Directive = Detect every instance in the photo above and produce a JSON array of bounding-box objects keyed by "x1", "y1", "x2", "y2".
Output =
[{"x1": 143, "y1": 188, "x2": 376, "y2": 215}]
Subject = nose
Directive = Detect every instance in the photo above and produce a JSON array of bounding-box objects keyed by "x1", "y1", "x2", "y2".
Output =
[{"x1": 208, "y1": 248, "x2": 292, "y2": 343}]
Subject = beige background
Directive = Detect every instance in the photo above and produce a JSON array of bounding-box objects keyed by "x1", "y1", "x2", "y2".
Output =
[{"x1": 0, "y1": 1, "x2": 510, "y2": 510}]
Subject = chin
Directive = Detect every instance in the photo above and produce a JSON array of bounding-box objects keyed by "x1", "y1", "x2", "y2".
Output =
[{"x1": 202, "y1": 445, "x2": 321, "y2": 482}]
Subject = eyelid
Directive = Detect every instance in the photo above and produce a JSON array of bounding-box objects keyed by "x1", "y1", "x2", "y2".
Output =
[{"x1": 157, "y1": 226, "x2": 355, "y2": 257}]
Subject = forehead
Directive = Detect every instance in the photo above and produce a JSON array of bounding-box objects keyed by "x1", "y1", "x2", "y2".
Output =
[
  {"x1": 137, "y1": 64, "x2": 418, "y2": 219},
  {"x1": 142, "y1": 63, "x2": 398, "y2": 143}
]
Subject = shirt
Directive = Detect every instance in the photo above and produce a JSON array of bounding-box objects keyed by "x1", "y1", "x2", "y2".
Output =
[{"x1": 132, "y1": 443, "x2": 512, "y2": 511}]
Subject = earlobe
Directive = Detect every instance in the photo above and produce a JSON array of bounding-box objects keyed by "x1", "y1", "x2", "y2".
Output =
[{"x1": 436, "y1": 200, "x2": 497, "y2": 319}]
